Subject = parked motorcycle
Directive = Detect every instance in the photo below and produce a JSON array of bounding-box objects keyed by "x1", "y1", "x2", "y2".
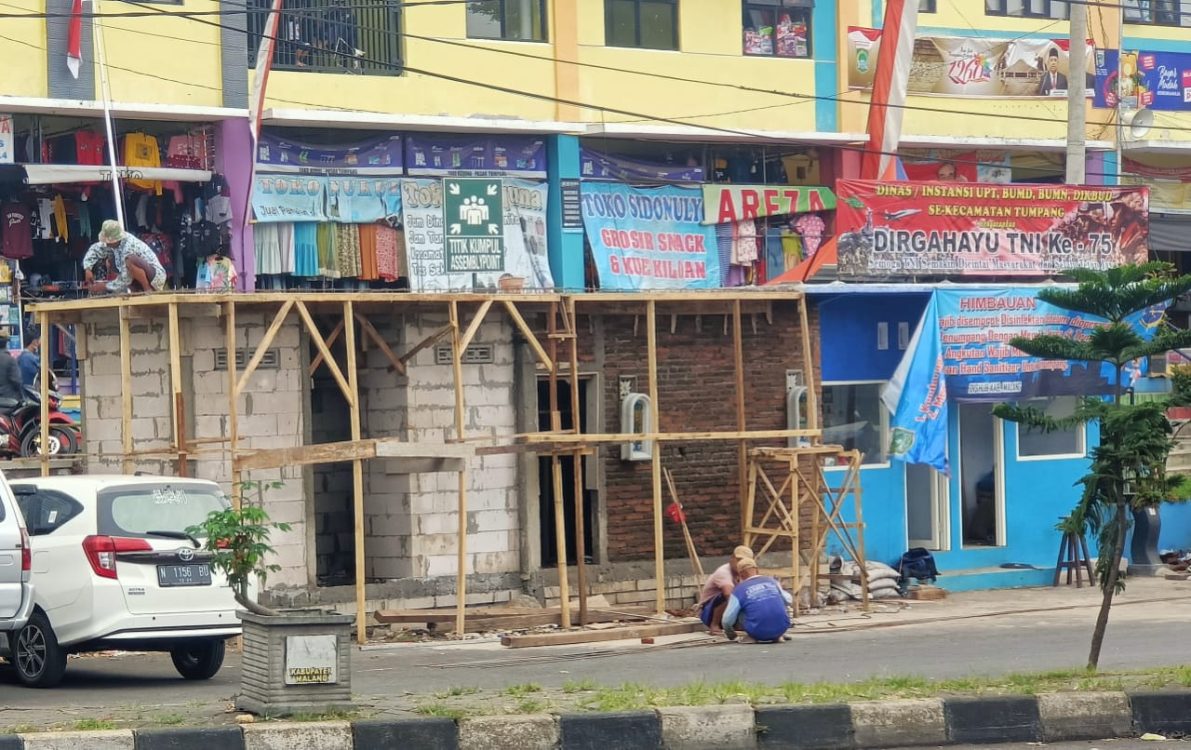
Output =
[{"x1": 0, "y1": 372, "x2": 81, "y2": 457}]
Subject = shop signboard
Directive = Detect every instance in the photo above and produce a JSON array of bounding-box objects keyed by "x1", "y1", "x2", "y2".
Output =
[
  {"x1": 835, "y1": 180, "x2": 1150, "y2": 279},
  {"x1": 255, "y1": 133, "x2": 403, "y2": 175},
  {"x1": 883, "y1": 288, "x2": 1167, "y2": 473},
  {"x1": 405, "y1": 135, "x2": 547, "y2": 178},
  {"x1": 0, "y1": 116, "x2": 12, "y2": 165},
  {"x1": 701, "y1": 184, "x2": 835, "y2": 224},
  {"x1": 442, "y1": 178, "x2": 504, "y2": 275},
  {"x1": 401, "y1": 178, "x2": 552, "y2": 292},
  {"x1": 250, "y1": 174, "x2": 327, "y2": 222},
  {"x1": 847, "y1": 28, "x2": 1094, "y2": 98},
  {"x1": 1094, "y1": 49, "x2": 1191, "y2": 111},
  {"x1": 580, "y1": 182, "x2": 720, "y2": 290}
]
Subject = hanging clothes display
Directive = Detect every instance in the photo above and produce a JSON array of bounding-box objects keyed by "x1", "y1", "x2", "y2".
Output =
[
  {"x1": 122, "y1": 132, "x2": 163, "y2": 196},
  {"x1": 195, "y1": 255, "x2": 238, "y2": 290},
  {"x1": 334, "y1": 223, "x2": 362, "y2": 278},
  {"x1": 795, "y1": 213, "x2": 826, "y2": 259},
  {"x1": 293, "y1": 222, "x2": 319, "y2": 277},
  {"x1": 375, "y1": 226, "x2": 401, "y2": 282},
  {"x1": 316, "y1": 223, "x2": 339, "y2": 278},
  {"x1": 254, "y1": 223, "x2": 283, "y2": 276}
]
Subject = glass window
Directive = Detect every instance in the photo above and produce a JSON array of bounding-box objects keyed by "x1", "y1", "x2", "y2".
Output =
[
  {"x1": 743, "y1": 1, "x2": 811, "y2": 58},
  {"x1": 1018, "y1": 396, "x2": 1084, "y2": 458},
  {"x1": 1124, "y1": 0, "x2": 1191, "y2": 26},
  {"x1": 98, "y1": 484, "x2": 231, "y2": 539},
  {"x1": 822, "y1": 382, "x2": 889, "y2": 465},
  {"x1": 467, "y1": 0, "x2": 548, "y2": 41},
  {"x1": 15, "y1": 490, "x2": 82, "y2": 536},
  {"x1": 919, "y1": 0, "x2": 937, "y2": 10},
  {"x1": 605, "y1": 0, "x2": 678, "y2": 50},
  {"x1": 248, "y1": 0, "x2": 404, "y2": 74},
  {"x1": 985, "y1": 0, "x2": 1068, "y2": 18}
]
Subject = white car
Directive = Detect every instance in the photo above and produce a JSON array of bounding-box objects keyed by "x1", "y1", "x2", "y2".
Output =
[
  {"x1": 0, "y1": 471, "x2": 34, "y2": 641},
  {"x1": 5, "y1": 475, "x2": 240, "y2": 687}
]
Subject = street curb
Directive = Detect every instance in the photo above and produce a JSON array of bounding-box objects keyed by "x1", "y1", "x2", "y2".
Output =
[
  {"x1": 18, "y1": 689, "x2": 1191, "y2": 750},
  {"x1": 1129, "y1": 690, "x2": 1191, "y2": 736}
]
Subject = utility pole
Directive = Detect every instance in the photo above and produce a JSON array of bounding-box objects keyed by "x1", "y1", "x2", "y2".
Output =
[{"x1": 1066, "y1": 1, "x2": 1088, "y2": 184}]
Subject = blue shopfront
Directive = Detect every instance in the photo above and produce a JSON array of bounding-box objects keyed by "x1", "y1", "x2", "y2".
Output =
[{"x1": 810, "y1": 284, "x2": 1191, "y2": 590}]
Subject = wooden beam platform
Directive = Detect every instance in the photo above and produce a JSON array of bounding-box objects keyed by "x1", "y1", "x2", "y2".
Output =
[{"x1": 500, "y1": 620, "x2": 704, "y2": 648}]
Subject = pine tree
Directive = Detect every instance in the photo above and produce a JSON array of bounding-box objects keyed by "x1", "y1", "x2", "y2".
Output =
[{"x1": 994, "y1": 262, "x2": 1191, "y2": 669}]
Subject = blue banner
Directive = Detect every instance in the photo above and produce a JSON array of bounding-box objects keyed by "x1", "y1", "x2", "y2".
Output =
[
  {"x1": 883, "y1": 287, "x2": 1168, "y2": 472},
  {"x1": 250, "y1": 174, "x2": 327, "y2": 223},
  {"x1": 580, "y1": 147, "x2": 704, "y2": 183},
  {"x1": 580, "y1": 183, "x2": 721, "y2": 290},
  {"x1": 256, "y1": 132, "x2": 403, "y2": 175},
  {"x1": 325, "y1": 176, "x2": 403, "y2": 223},
  {"x1": 885, "y1": 296, "x2": 950, "y2": 474},
  {"x1": 1094, "y1": 48, "x2": 1191, "y2": 111}
]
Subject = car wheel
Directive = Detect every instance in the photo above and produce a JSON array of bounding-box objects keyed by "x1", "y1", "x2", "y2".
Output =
[
  {"x1": 13, "y1": 612, "x2": 67, "y2": 688},
  {"x1": 171, "y1": 639, "x2": 225, "y2": 680}
]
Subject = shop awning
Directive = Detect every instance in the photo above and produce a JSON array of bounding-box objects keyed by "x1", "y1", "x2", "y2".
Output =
[{"x1": 21, "y1": 164, "x2": 213, "y2": 186}]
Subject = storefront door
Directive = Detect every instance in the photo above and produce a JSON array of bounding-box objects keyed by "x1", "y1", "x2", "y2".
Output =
[
  {"x1": 957, "y1": 402, "x2": 1005, "y2": 548},
  {"x1": 905, "y1": 463, "x2": 949, "y2": 550}
]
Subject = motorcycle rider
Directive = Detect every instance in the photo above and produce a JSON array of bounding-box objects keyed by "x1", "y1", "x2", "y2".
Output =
[
  {"x1": 17, "y1": 327, "x2": 39, "y2": 389},
  {"x1": 0, "y1": 332, "x2": 23, "y2": 407}
]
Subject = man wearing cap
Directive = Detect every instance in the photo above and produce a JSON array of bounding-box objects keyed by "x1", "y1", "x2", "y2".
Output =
[
  {"x1": 722, "y1": 558, "x2": 792, "y2": 643},
  {"x1": 82, "y1": 220, "x2": 166, "y2": 294},
  {"x1": 697, "y1": 545, "x2": 753, "y2": 634}
]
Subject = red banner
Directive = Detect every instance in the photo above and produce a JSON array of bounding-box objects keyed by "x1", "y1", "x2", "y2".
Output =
[{"x1": 836, "y1": 180, "x2": 1150, "y2": 278}]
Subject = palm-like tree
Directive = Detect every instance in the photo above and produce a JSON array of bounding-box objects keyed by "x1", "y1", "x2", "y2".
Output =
[{"x1": 994, "y1": 263, "x2": 1191, "y2": 669}]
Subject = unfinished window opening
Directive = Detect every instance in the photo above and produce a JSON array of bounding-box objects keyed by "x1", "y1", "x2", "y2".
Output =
[
  {"x1": 311, "y1": 334, "x2": 355, "y2": 588},
  {"x1": 537, "y1": 377, "x2": 596, "y2": 568}
]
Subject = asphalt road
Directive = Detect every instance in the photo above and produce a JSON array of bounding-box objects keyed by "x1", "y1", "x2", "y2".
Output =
[{"x1": 0, "y1": 592, "x2": 1188, "y2": 730}]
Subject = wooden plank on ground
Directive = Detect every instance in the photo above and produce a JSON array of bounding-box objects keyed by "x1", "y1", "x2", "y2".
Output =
[
  {"x1": 375, "y1": 607, "x2": 553, "y2": 624},
  {"x1": 501, "y1": 620, "x2": 703, "y2": 648}
]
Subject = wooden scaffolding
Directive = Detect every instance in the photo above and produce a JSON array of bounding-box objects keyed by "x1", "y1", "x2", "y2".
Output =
[{"x1": 27, "y1": 289, "x2": 862, "y2": 643}]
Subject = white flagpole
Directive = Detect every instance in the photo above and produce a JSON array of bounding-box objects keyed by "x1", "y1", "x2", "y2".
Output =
[{"x1": 91, "y1": 0, "x2": 125, "y2": 226}]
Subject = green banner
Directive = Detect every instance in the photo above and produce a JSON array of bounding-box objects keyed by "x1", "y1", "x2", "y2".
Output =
[
  {"x1": 701, "y1": 184, "x2": 836, "y2": 225},
  {"x1": 443, "y1": 177, "x2": 505, "y2": 273}
]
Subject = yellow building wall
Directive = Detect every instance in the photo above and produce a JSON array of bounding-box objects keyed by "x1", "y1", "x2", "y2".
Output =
[
  {"x1": 263, "y1": 1, "x2": 559, "y2": 121},
  {"x1": 0, "y1": 0, "x2": 48, "y2": 99},
  {"x1": 98, "y1": 0, "x2": 224, "y2": 107},
  {"x1": 572, "y1": 0, "x2": 819, "y2": 133}
]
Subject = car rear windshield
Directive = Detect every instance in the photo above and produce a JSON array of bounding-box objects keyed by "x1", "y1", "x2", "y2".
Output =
[{"x1": 97, "y1": 484, "x2": 230, "y2": 539}]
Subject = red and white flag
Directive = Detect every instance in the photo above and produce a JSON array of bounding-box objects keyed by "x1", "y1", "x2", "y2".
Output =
[
  {"x1": 66, "y1": 0, "x2": 83, "y2": 79},
  {"x1": 860, "y1": 0, "x2": 919, "y2": 181}
]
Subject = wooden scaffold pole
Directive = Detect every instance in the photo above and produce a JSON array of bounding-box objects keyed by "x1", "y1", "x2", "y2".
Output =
[
  {"x1": 344, "y1": 301, "x2": 367, "y2": 645},
  {"x1": 732, "y1": 300, "x2": 748, "y2": 536},
  {"x1": 566, "y1": 299, "x2": 587, "y2": 625},
  {"x1": 38, "y1": 312, "x2": 50, "y2": 476},
  {"x1": 548, "y1": 302, "x2": 571, "y2": 629},
  {"x1": 646, "y1": 300, "x2": 664, "y2": 615},
  {"x1": 449, "y1": 301, "x2": 470, "y2": 636},
  {"x1": 167, "y1": 303, "x2": 188, "y2": 477},
  {"x1": 225, "y1": 300, "x2": 241, "y2": 507}
]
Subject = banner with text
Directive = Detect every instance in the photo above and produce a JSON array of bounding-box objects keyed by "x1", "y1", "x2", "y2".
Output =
[
  {"x1": 400, "y1": 178, "x2": 552, "y2": 292},
  {"x1": 580, "y1": 182, "x2": 721, "y2": 290},
  {"x1": 835, "y1": 180, "x2": 1150, "y2": 278},
  {"x1": 324, "y1": 176, "x2": 403, "y2": 223},
  {"x1": 848, "y1": 28, "x2": 1094, "y2": 98},
  {"x1": 250, "y1": 174, "x2": 328, "y2": 222},
  {"x1": 1094, "y1": 49, "x2": 1191, "y2": 111},
  {"x1": 701, "y1": 184, "x2": 836, "y2": 224},
  {"x1": 405, "y1": 134, "x2": 547, "y2": 178},
  {"x1": 256, "y1": 132, "x2": 403, "y2": 175},
  {"x1": 883, "y1": 288, "x2": 1167, "y2": 472}
]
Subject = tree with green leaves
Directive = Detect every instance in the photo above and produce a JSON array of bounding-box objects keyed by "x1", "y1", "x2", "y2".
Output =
[
  {"x1": 994, "y1": 262, "x2": 1191, "y2": 670},
  {"x1": 187, "y1": 481, "x2": 291, "y2": 617}
]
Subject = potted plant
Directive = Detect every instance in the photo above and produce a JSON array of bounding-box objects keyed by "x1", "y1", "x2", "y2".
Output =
[{"x1": 189, "y1": 482, "x2": 355, "y2": 716}]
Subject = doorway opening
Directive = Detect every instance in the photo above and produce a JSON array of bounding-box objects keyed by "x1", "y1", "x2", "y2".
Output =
[
  {"x1": 958, "y1": 402, "x2": 1003, "y2": 547},
  {"x1": 310, "y1": 335, "x2": 355, "y2": 587},
  {"x1": 537, "y1": 377, "x2": 595, "y2": 567},
  {"x1": 905, "y1": 463, "x2": 948, "y2": 550}
]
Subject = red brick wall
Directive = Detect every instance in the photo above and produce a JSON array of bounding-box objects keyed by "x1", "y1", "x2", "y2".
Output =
[{"x1": 587, "y1": 303, "x2": 821, "y2": 564}]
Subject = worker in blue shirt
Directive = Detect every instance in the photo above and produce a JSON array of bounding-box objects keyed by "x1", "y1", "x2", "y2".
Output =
[
  {"x1": 17, "y1": 328, "x2": 40, "y2": 390},
  {"x1": 722, "y1": 558, "x2": 792, "y2": 643}
]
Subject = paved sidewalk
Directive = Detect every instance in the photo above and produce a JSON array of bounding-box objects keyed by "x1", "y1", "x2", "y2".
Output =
[{"x1": 3, "y1": 579, "x2": 1190, "y2": 732}]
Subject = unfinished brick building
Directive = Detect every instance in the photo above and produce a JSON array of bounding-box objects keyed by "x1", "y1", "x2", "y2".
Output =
[{"x1": 29, "y1": 290, "x2": 839, "y2": 641}]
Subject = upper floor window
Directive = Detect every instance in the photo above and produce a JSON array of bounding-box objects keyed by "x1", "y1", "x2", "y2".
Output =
[
  {"x1": 985, "y1": 0, "x2": 1070, "y2": 19},
  {"x1": 606, "y1": 0, "x2": 679, "y2": 50},
  {"x1": 248, "y1": 0, "x2": 403, "y2": 74},
  {"x1": 919, "y1": 0, "x2": 937, "y2": 11},
  {"x1": 743, "y1": 0, "x2": 812, "y2": 58},
  {"x1": 467, "y1": 0, "x2": 549, "y2": 41},
  {"x1": 1123, "y1": 0, "x2": 1191, "y2": 27}
]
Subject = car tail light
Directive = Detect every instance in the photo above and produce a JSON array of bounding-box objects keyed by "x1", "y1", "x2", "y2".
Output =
[
  {"x1": 82, "y1": 535, "x2": 152, "y2": 580},
  {"x1": 19, "y1": 527, "x2": 30, "y2": 572}
]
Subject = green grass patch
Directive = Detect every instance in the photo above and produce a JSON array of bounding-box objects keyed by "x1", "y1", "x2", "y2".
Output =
[
  {"x1": 415, "y1": 703, "x2": 469, "y2": 720},
  {"x1": 72, "y1": 719, "x2": 116, "y2": 731},
  {"x1": 503, "y1": 683, "x2": 543, "y2": 698}
]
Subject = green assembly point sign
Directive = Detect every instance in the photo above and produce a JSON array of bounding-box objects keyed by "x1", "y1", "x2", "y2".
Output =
[{"x1": 443, "y1": 177, "x2": 505, "y2": 274}]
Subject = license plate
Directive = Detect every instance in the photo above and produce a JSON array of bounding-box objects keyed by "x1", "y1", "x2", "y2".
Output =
[{"x1": 157, "y1": 564, "x2": 211, "y2": 587}]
